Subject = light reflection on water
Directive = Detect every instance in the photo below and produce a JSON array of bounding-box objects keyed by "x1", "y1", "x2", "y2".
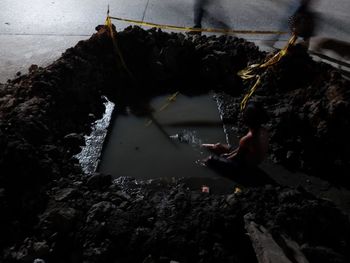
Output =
[{"x1": 75, "y1": 97, "x2": 115, "y2": 174}]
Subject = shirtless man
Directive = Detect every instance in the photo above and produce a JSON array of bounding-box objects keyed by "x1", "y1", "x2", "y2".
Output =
[{"x1": 202, "y1": 102, "x2": 269, "y2": 172}]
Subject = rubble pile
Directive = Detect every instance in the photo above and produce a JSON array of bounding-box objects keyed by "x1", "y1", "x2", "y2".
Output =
[{"x1": 0, "y1": 25, "x2": 349, "y2": 262}]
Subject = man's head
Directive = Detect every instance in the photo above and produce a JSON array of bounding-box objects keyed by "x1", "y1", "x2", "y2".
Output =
[{"x1": 243, "y1": 101, "x2": 268, "y2": 129}]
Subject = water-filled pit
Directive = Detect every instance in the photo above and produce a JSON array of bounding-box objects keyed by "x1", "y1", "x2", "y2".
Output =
[{"x1": 96, "y1": 93, "x2": 239, "y2": 192}]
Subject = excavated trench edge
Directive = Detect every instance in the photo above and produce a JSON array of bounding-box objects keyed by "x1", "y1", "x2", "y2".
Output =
[{"x1": 1, "y1": 25, "x2": 350, "y2": 262}]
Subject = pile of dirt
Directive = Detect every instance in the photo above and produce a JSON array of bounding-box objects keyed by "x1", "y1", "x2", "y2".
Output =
[
  {"x1": 0, "y1": 27, "x2": 114, "y2": 254},
  {"x1": 216, "y1": 44, "x2": 350, "y2": 183},
  {"x1": 0, "y1": 25, "x2": 350, "y2": 262},
  {"x1": 3, "y1": 176, "x2": 350, "y2": 263}
]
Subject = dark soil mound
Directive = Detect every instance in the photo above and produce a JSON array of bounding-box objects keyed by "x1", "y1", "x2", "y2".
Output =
[
  {"x1": 216, "y1": 45, "x2": 350, "y2": 183},
  {"x1": 3, "y1": 178, "x2": 350, "y2": 263},
  {"x1": 0, "y1": 25, "x2": 350, "y2": 262}
]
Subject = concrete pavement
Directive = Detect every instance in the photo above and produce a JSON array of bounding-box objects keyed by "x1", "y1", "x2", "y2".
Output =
[{"x1": 1, "y1": 0, "x2": 349, "y2": 82}]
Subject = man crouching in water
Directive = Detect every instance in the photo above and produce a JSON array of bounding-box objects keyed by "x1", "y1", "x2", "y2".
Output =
[{"x1": 202, "y1": 102, "x2": 269, "y2": 175}]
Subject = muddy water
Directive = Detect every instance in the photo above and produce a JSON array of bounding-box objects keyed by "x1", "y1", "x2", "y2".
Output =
[{"x1": 98, "y1": 94, "x2": 233, "y2": 184}]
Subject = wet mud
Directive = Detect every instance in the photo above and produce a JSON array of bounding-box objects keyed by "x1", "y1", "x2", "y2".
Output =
[{"x1": 0, "y1": 25, "x2": 350, "y2": 262}]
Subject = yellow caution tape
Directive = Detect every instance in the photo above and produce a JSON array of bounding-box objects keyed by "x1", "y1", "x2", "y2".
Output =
[
  {"x1": 105, "y1": 11, "x2": 133, "y2": 77},
  {"x1": 104, "y1": 9, "x2": 294, "y2": 112},
  {"x1": 145, "y1": 91, "x2": 180, "y2": 127},
  {"x1": 238, "y1": 34, "x2": 297, "y2": 110},
  {"x1": 109, "y1": 16, "x2": 287, "y2": 36},
  {"x1": 240, "y1": 76, "x2": 262, "y2": 111},
  {"x1": 158, "y1": 91, "x2": 180, "y2": 112}
]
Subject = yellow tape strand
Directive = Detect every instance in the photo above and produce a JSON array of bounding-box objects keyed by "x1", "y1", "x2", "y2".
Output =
[
  {"x1": 145, "y1": 91, "x2": 180, "y2": 127},
  {"x1": 109, "y1": 16, "x2": 287, "y2": 36},
  {"x1": 238, "y1": 34, "x2": 298, "y2": 110},
  {"x1": 104, "y1": 11, "x2": 295, "y2": 112},
  {"x1": 240, "y1": 76, "x2": 261, "y2": 110},
  {"x1": 105, "y1": 15, "x2": 133, "y2": 77},
  {"x1": 158, "y1": 91, "x2": 180, "y2": 112}
]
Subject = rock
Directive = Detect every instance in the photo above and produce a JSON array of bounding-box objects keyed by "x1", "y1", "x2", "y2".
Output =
[
  {"x1": 301, "y1": 245, "x2": 346, "y2": 263},
  {"x1": 40, "y1": 145, "x2": 60, "y2": 159},
  {"x1": 44, "y1": 207, "x2": 78, "y2": 233},
  {"x1": 33, "y1": 241, "x2": 49, "y2": 258},
  {"x1": 278, "y1": 189, "x2": 302, "y2": 203},
  {"x1": 54, "y1": 188, "x2": 78, "y2": 201},
  {"x1": 225, "y1": 194, "x2": 237, "y2": 206},
  {"x1": 326, "y1": 85, "x2": 345, "y2": 101},
  {"x1": 115, "y1": 190, "x2": 131, "y2": 201},
  {"x1": 142, "y1": 255, "x2": 156, "y2": 263},
  {"x1": 0, "y1": 95, "x2": 16, "y2": 111},
  {"x1": 29, "y1": 64, "x2": 39, "y2": 73},
  {"x1": 87, "y1": 201, "x2": 116, "y2": 222},
  {"x1": 4, "y1": 238, "x2": 49, "y2": 262},
  {"x1": 63, "y1": 133, "x2": 85, "y2": 153},
  {"x1": 87, "y1": 173, "x2": 112, "y2": 189}
]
